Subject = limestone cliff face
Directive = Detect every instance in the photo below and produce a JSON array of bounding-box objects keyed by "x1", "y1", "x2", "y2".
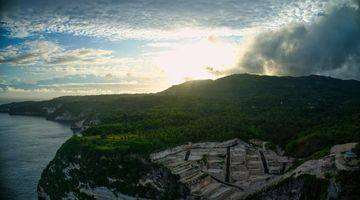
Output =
[
  {"x1": 0, "y1": 100, "x2": 100, "y2": 135},
  {"x1": 245, "y1": 171, "x2": 360, "y2": 200},
  {"x1": 37, "y1": 137, "x2": 190, "y2": 200},
  {"x1": 38, "y1": 138, "x2": 359, "y2": 200},
  {"x1": 246, "y1": 174, "x2": 329, "y2": 200}
]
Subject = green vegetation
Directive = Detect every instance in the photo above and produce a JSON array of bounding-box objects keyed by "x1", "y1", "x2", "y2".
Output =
[
  {"x1": 307, "y1": 147, "x2": 331, "y2": 160},
  {"x1": 77, "y1": 74, "x2": 360, "y2": 158},
  {"x1": 84, "y1": 108, "x2": 262, "y2": 154},
  {"x1": 2, "y1": 74, "x2": 360, "y2": 198},
  {"x1": 265, "y1": 142, "x2": 277, "y2": 151},
  {"x1": 335, "y1": 170, "x2": 360, "y2": 200},
  {"x1": 38, "y1": 136, "x2": 190, "y2": 199},
  {"x1": 2, "y1": 74, "x2": 359, "y2": 158},
  {"x1": 285, "y1": 117, "x2": 360, "y2": 157}
]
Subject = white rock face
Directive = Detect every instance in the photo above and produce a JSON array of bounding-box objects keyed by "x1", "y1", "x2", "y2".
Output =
[
  {"x1": 54, "y1": 111, "x2": 73, "y2": 121},
  {"x1": 62, "y1": 192, "x2": 77, "y2": 200},
  {"x1": 62, "y1": 163, "x2": 81, "y2": 180},
  {"x1": 330, "y1": 143, "x2": 357, "y2": 154},
  {"x1": 292, "y1": 157, "x2": 333, "y2": 179},
  {"x1": 38, "y1": 185, "x2": 50, "y2": 200},
  {"x1": 42, "y1": 106, "x2": 56, "y2": 114},
  {"x1": 151, "y1": 138, "x2": 293, "y2": 199}
]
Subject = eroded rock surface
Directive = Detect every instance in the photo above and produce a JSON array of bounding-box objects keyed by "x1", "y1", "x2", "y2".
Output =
[{"x1": 150, "y1": 139, "x2": 293, "y2": 199}]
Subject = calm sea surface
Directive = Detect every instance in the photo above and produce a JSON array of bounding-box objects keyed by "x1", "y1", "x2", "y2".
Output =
[{"x1": 0, "y1": 113, "x2": 72, "y2": 199}]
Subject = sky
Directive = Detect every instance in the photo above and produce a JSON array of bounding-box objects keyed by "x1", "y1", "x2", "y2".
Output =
[{"x1": 0, "y1": 0, "x2": 359, "y2": 99}]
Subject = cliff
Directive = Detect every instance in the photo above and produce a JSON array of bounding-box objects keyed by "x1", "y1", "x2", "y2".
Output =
[
  {"x1": 38, "y1": 137, "x2": 190, "y2": 199},
  {"x1": 1, "y1": 74, "x2": 359, "y2": 199}
]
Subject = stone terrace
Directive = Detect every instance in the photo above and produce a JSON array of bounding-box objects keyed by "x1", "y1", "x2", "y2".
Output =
[{"x1": 150, "y1": 139, "x2": 292, "y2": 200}]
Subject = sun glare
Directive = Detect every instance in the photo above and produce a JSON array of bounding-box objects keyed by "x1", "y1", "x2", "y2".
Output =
[{"x1": 154, "y1": 36, "x2": 238, "y2": 84}]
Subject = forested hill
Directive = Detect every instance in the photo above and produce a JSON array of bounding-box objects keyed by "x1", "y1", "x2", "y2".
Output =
[
  {"x1": 1, "y1": 74, "x2": 360, "y2": 158},
  {"x1": 162, "y1": 74, "x2": 360, "y2": 101}
]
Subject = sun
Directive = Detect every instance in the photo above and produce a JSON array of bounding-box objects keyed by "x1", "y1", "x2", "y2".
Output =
[{"x1": 154, "y1": 36, "x2": 238, "y2": 85}]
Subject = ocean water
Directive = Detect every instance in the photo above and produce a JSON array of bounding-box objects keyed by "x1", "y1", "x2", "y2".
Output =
[{"x1": 0, "y1": 113, "x2": 73, "y2": 199}]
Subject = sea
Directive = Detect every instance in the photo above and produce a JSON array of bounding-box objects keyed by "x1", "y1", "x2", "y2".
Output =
[{"x1": 0, "y1": 111, "x2": 73, "y2": 199}]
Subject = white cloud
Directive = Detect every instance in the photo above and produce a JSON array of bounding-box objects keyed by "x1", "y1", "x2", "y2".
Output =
[
  {"x1": 0, "y1": 40, "x2": 113, "y2": 66},
  {"x1": 1, "y1": 0, "x2": 358, "y2": 99},
  {"x1": 0, "y1": 0, "x2": 334, "y2": 40}
]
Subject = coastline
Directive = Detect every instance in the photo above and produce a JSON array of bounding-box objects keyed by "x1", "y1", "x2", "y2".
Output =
[{"x1": 0, "y1": 113, "x2": 73, "y2": 200}]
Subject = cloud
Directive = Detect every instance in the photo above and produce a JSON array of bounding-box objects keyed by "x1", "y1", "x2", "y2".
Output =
[
  {"x1": 35, "y1": 74, "x2": 139, "y2": 86},
  {"x1": 0, "y1": 40, "x2": 62, "y2": 65},
  {"x1": 2, "y1": 0, "x2": 359, "y2": 99},
  {"x1": 235, "y1": 1, "x2": 360, "y2": 80},
  {"x1": 0, "y1": 0, "x2": 330, "y2": 40},
  {"x1": 0, "y1": 85, "x2": 121, "y2": 96},
  {"x1": 0, "y1": 73, "x2": 165, "y2": 99},
  {"x1": 0, "y1": 40, "x2": 113, "y2": 66}
]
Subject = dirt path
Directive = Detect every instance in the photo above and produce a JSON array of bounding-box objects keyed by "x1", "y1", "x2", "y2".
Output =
[
  {"x1": 259, "y1": 150, "x2": 269, "y2": 174},
  {"x1": 184, "y1": 150, "x2": 191, "y2": 161}
]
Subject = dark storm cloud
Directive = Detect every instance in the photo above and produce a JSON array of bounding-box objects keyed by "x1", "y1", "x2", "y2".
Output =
[{"x1": 237, "y1": 1, "x2": 360, "y2": 80}]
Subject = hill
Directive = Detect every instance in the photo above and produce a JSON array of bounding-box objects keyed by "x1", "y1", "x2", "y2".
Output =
[
  {"x1": 1, "y1": 74, "x2": 359, "y2": 157},
  {"x1": 1, "y1": 74, "x2": 360, "y2": 199}
]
